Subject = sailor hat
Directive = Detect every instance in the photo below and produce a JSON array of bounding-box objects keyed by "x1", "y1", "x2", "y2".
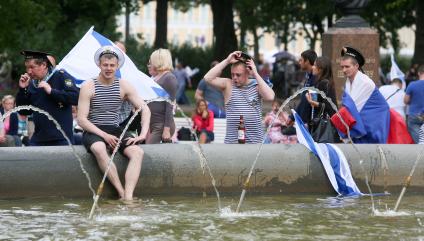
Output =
[{"x1": 94, "y1": 45, "x2": 125, "y2": 69}]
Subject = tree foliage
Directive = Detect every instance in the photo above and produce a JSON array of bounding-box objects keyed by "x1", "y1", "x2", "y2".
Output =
[
  {"x1": 0, "y1": 0, "x2": 124, "y2": 75},
  {"x1": 363, "y1": 0, "x2": 415, "y2": 53}
]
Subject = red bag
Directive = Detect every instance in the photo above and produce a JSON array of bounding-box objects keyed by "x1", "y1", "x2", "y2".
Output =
[{"x1": 330, "y1": 107, "x2": 357, "y2": 135}]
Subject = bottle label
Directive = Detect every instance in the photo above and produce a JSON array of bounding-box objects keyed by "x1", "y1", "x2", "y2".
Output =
[{"x1": 238, "y1": 130, "x2": 245, "y2": 140}]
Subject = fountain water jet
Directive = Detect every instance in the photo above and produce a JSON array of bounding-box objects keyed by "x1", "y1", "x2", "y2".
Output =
[
  {"x1": 174, "y1": 103, "x2": 222, "y2": 210},
  {"x1": 0, "y1": 105, "x2": 95, "y2": 197},
  {"x1": 235, "y1": 87, "x2": 377, "y2": 213},
  {"x1": 89, "y1": 99, "x2": 222, "y2": 218}
]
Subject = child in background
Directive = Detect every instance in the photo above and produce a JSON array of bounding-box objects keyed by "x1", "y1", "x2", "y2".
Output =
[
  {"x1": 264, "y1": 99, "x2": 297, "y2": 144},
  {"x1": 192, "y1": 99, "x2": 214, "y2": 143}
]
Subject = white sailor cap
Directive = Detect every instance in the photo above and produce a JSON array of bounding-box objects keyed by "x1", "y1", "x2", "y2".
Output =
[{"x1": 94, "y1": 45, "x2": 125, "y2": 69}]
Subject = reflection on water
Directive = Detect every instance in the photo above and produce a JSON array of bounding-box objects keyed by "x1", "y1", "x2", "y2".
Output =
[{"x1": 0, "y1": 195, "x2": 423, "y2": 240}]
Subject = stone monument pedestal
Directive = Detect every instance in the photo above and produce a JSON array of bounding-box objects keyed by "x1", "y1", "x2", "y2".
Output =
[{"x1": 322, "y1": 27, "x2": 379, "y2": 102}]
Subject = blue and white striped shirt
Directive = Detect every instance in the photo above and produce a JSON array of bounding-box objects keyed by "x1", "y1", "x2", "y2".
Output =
[
  {"x1": 225, "y1": 80, "x2": 263, "y2": 144},
  {"x1": 88, "y1": 78, "x2": 122, "y2": 127}
]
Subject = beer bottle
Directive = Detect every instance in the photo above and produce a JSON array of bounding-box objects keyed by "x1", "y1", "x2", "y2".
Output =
[{"x1": 238, "y1": 115, "x2": 246, "y2": 144}]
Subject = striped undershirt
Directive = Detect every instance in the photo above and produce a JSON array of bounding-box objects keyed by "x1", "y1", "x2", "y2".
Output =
[
  {"x1": 225, "y1": 81, "x2": 263, "y2": 144},
  {"x1": 419, "y1": 124, "x2": 424, "y2": 144},
  {"x1": 88, "y1": 78, "x2": 122, "y2": 127}
]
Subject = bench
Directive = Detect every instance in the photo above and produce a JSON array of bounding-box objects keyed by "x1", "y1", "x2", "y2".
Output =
[{"x1": 174, "y1": 117, "x2": 226, "y2": 143}]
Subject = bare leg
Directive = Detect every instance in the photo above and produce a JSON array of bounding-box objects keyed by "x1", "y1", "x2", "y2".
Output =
[
  {"x1": 122, "y1": 145, "x2": 143, "y2": 200},
  {"x1": 199, "y1": 132, "x2": 207, "y2": 144},
  {"x1": 90, "y1": 142, "x2": 125, "y2": 198}
]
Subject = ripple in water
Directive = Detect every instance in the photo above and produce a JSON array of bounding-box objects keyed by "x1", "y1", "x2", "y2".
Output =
[{"x1": 219, "y1": 206, "x2": 282, "y2": 218}]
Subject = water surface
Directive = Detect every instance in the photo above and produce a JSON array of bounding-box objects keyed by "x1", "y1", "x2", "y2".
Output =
[{"x1": 0, "y1": 195, "x2": 423, "y2": 240}]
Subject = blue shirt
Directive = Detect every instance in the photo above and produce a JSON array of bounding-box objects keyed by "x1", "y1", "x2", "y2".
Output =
[
  {"x1": 197, "y1": 79, "x2": 225, "y2": 110},
  {"x1": 405, "y1": 80, "x2": 424, "y2": 115}
]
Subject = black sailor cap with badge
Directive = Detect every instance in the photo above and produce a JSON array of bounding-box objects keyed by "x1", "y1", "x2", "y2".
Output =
[
  {"x1": 21, "y1": 50, "x2": 76, "y2": 108},
  {"x1": 340, "y1": 46, "x2": 365, "y2": 71},
  {"x1": 21, "y1": 50, "x2": 57, "y2": 88},
  {"x1": 21, "y1": 50, "x2": 54, "y2": 68}
]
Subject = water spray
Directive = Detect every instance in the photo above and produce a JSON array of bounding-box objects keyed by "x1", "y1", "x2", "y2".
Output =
[
  {"x1": 393, "y1": 148, "x2": 424, "y2": 212},
  {"x1": 88, "y1": 105, "x2": 144, "y2": 219},
  {"x1": 174, "y1": 104, "x2": 222, "y2": 210},
  {"x1": 1, "y1": 106, "x2": 96, "y2": 197},
  {"x1": 235, "y1": 87, "x2": 376, "y2": 213}
]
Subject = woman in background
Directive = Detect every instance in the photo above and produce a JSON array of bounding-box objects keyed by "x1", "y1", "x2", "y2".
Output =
[
  {"x1": 305, "y1": 56, "x2": 339, "y2": 143},
  {"x1": 1, "y1": 95, "x2": 21, "y2": 146},
  {"x1": 306, "y1": 56, "x2": 338, "y2": 120},
  {"x1": 192, "y1": 99, "x2": 214, "y2": 143},
  {"x1": 146, "y1": 49, "x2": 178, "y2": 144}
]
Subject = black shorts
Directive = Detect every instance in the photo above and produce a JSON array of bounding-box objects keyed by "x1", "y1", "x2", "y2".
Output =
[{"x1": 82, "y1": 125, "x2": 134, "y2": 154}]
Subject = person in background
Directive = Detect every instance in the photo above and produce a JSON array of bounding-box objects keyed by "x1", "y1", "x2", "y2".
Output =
[
  {"x1": 404, "y1": 65, "x2": 424, "y2": 143},
  {"x1": 405, "y1": 63, "x2": 418, "y2": 85},
  {"x1": 146, "y1": 49, "x2": 178, "y2": 144},
  {"x1": 1, "y1": 95, "x2": 21, "y2": 146},
  {"x1": 379, "y1": 78, "x2": 406, "y2": 120},
  {"x1": 305, "y1": 56, "x2": 339, "y2": 143},
  {"x1": 192, "y1": 99, "x2": 214, "y2": 143},
  {"x1": 263, "y1": 98, "x2": 296, "y2": 144},
  {"x1": 17, "y1": 114, "x2": 29, "y2": 146},
  {"x1": 305, "y1": 56, "x2": 338, "y2": 121},
  {"x1": 16, "y1": 50, "x2": 79, "y2": 146},
  {"x1": 0, "y1": 112, "x2": 15, "y2": 147},
  {"x1": 287, "y1": 50, "x2": 317, "y2": 125},
  {"x1": 114, "y1": 41, "x2": 137, "y2": 134},
  {"x1": 174, "y1": 62, "x2": 191, "y2": 105},
  {"x1": 195, "y1": 61, "x2": 226, "y2": 118},
  {"x1": 259, "y1": 62, "x2": 271, "y2": 80},
  {"x1": 419, "y1": 123, "x2": 424, "y2": 144},
  {"x1": 72, "y1": 105, "x2": 82, "y2": 145},
  {"x1": 204, "y1": 51, "x2": 275, "y2": 144}
]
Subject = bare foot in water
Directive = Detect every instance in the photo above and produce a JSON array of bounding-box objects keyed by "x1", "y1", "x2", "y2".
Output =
[{"x1": 120, "y1": 198, "x2": 142, "y2": 208}]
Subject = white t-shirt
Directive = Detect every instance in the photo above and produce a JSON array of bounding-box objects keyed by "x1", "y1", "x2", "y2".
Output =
[{"x1": 379, "y1": 84, "x2": 406, "y2": 119}]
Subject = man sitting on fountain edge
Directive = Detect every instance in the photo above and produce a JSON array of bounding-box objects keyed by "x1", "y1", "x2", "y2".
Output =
[{"x1": 78, "y1": 46, "x2": 151, "y2": 201}]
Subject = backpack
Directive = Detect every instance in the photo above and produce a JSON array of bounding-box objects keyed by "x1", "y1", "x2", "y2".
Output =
[{"x1": 177, "y1": 127, "x2": 195, "y2": 141}]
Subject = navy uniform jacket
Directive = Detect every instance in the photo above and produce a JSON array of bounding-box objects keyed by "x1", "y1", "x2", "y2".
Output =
[{"x1": 16, "y1": 70, "x2": 79, "y2": 144}]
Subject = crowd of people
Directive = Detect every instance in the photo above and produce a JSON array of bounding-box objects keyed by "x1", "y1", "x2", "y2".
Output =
[
  {"x1": 1, "y1": 45, "x2": 424, "y2": 199},
  {"x1": 1, "y1": 46, "x2": 424, "y2": 147}
]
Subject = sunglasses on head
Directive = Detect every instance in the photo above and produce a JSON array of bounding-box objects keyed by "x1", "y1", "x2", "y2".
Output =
[
  {"x1": 236, "y1": 52, "x2": 253, "y2": 69},
  {"x1": 236, "y1": 52, "x2": 252, "y2": 62}
]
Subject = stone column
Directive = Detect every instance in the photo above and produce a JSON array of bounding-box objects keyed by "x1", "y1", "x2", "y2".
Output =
[{"x1": 322, "y1": 28, "x2": 380, "y2": 101}]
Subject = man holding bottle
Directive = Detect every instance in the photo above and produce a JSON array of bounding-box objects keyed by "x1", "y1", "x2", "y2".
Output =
[{"x1": 204, "y1": 51, "x2": 275, "y2": 144}]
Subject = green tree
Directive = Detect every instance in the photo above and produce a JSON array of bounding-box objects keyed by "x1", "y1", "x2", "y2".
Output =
[
  {"x1": 0, "y1": 0, "x2": 124, "y2": 85},
  {"x1": 122, "y1": 0, "x2": 141, "y2": 44},
  {"x1": 210, "y1": 0, "x2": 238, "y2": 61},
  {"x1": 413, "y1": 0, "x2": 424, "y2": 64},
  {"x1": 363, "y1": 0, "x2": 415, "y2": 54},
  {"x1": 234, "y1": 1, "x2": 265, "y2": 61}
]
